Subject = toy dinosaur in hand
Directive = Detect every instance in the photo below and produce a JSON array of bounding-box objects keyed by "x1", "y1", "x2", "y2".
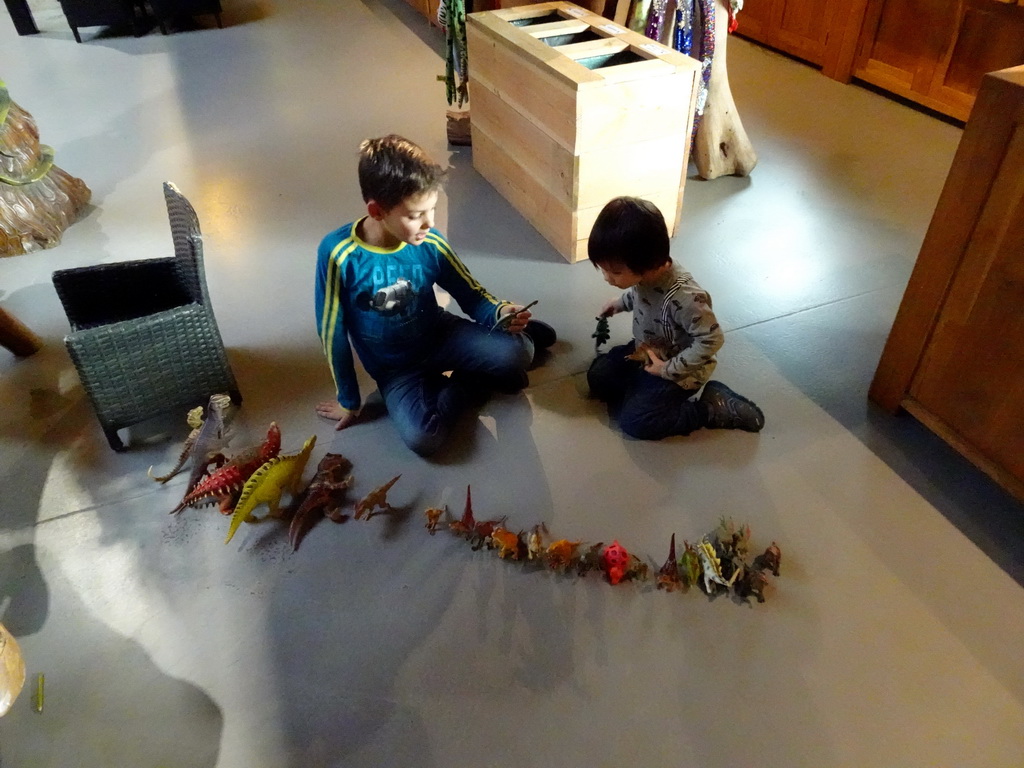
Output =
[
  {"x1": 592, "y1": 315, "x2": 610, "y2": 351},
  {"x1": 224, "y1": 435, "x2": 317, "y2": 544},
  {"x1": 148, "y1": 393, "x2": 233, "y2": 485},
  {"x1": 288, "y1": 452, "x2": 354, "y2": 551},
  {"x1": 492, "y1": 300, "x2": 538, "y2": 332},
  {"x1": 354, "y1": 475, "x2": 401, "y2": 520},
  {"x1": 171, "y1": 422, "x2": 281, "y2": 515}
]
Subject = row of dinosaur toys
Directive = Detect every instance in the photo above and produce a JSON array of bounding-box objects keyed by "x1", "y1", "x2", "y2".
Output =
[
  {"x1": 425, "y1": 487, "x2": 782, "y2": 602},
  {"x1": 149, "y1": 397, "x2": 405, "y2": 549},
  {"x1": 148, "y1": 400, "x2": 783, "y2": 592}
]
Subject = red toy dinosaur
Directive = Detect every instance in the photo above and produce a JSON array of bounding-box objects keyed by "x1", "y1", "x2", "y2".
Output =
[{"x1": 171, "y1": 422, "x2": 281, "y2": 515}]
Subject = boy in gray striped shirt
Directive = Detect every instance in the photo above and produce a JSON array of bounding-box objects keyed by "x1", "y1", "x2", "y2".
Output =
[{"x1": 587, "y1": 196, "x2": 764, "y2": 440}]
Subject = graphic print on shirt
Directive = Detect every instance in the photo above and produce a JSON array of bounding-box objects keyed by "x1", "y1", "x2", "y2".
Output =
[{"x1": 355, "y1": 264, "x2": 426, "y2": 316}]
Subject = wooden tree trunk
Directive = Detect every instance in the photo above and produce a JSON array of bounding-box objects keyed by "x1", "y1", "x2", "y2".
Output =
[
  {"x1": 693, "y1": 0, "x2": 757, "y2": 179},
  {"x1": 0, "y1": 622, "x2": 26, "y2": 716},
  {"x1": 1, "y1": 83, "x2": 91, "y2": 257}
]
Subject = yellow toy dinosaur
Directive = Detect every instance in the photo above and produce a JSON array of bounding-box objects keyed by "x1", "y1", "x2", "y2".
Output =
[{"x1": 224, "y1": 435, "x2": 316, "y2": 544}]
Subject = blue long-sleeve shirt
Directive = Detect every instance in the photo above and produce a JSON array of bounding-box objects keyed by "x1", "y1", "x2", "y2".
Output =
[{"x1": 315, "y1": 219, "x2": 508, "y2": 409}]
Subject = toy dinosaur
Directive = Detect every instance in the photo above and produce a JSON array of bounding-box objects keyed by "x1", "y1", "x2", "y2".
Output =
[
  {"x1": 576, "y1": 542, "x2": 604, "y2": 577},
  {"x1": 527, "y1": 523, "x2": 546, "y2": 561},
  {"x1": 735, "y1": 568, "x2": 768, "y2": 603},
  {"x1": 171, "y1": 422, "x2": 281, "y2": 515},
  {"x1": 625, "y1": 554, "x2": 650, "y2": 582},
  {"x1": 657, "y1": 534, "x2": 683, "y2": 592},
  {"x1": 449, "y1": 485, "x2": 476, "y2": 538},
  {"x1": 592, "y1": 315, "x2": 610, "y2": 350},
  {"x1": 625, "y1": 342, "x2": 654, "y2": 366},
  {"x1": 224, "y1": 435, "x2": 317, "y2": 544},
  {"x1": 716, "y1": 517, "x2": 751, "y2": 559},
  {"x1": 148, "y1": 405, "x2": 203, "y2": 482},
  {"x1": 489, "y1": 526, "x2": 522, "y2": 560},
  {"x1": 601, "y1": 540, "x2": 630, "y2": 585},
  {"x1": 755, "y1": 541, "x2": 781, "y2": 577},
  {"x1": 470, "y1": 515, "x2": 507, "y2": 551},
  {"x1": 695, "y1": 537, "x2": 740, "y2": 594},
  {"x1": 680, "y1": 540, "x2": 701, "y2": 587},
  {"x1": 354, "y1": 475, "x2": 401, "y2": 520},
  {"x1": 148, "y1": 393, "x2": 232, "y2": 485},
  {"x1": 492, "y1": 299, "x2": 538, "y2": 332},
  {"x1": 424, "y1": 506, "x2": 446, "y2": 535},
  {"x1": 288, "y1": 453, "x2": 354, "y2": 551},
  {"x1": 545, "y1": 539, "x2": 582, "y2": 572}
]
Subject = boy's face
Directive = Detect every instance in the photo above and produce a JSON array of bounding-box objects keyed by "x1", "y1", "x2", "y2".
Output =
[
  {"x1": 371, "y1": 189, "x2": 438, "y2": 247},
  {"x1": 596, "y1": 261, "x2": 643, "y2": 290}
]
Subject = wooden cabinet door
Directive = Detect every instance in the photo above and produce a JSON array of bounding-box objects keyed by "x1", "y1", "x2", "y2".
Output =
[
  {"x1": 738, "y1": 0, "x2": 839, "y2": 65},
  {"x1": 909, "y1": 122, "x2": 1024, "y2": 482},
  {"x1": 853, "y1": 0, "x2": 1024, "y2": 120},
  {"x1": 870, "y1": 67, "x2": 1024, "y2": 500}
]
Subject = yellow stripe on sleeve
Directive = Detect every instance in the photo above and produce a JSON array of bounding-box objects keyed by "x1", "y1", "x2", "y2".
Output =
[
  {"x1": 426, "y1": 232, "x2": 500, "y2": 305},
  {"x1": 320, "y1": 239, "x2": 358, "y2": 384}
]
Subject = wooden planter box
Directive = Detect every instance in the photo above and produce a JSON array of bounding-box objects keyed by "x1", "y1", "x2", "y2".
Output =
[{"x1": 467, "y1": 2, "x2": 700, "y2": 262}]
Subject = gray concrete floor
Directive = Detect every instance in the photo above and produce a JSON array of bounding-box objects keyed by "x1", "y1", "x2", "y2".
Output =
[{"x1": 2, "y1": 1, "x2": 1023, "y2": 766}]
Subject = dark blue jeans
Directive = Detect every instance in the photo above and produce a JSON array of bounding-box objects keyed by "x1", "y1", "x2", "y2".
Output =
[
  {"x1": 587, "y1": 342, "x2": 704, "y2": 440},
  {"x1": 376, "y1": 312, "x2": 532, "y2": 456}
]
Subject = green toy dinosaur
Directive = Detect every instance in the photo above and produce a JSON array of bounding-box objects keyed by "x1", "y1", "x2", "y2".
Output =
[{"x1": 224, "y1": 435, "x2": 317, "y2": 544}]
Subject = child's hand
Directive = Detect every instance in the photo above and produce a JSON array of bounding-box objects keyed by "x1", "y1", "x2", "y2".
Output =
[
  {"x1": 498, "y1": 303, "x2": 533, "y2": 334},
  {"x1": 643, "y1": 347, "x2": 668, "y2": 378},
  {"x1": 316, "y1": 400, "x2": 361, "y2": 430},
  {"x1": 599, "y1": 299, "x2": 620, "y2": 318}
]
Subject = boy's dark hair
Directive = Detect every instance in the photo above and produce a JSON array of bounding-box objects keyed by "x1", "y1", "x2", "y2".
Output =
[
  {"x1": 358, "y1": 135, "x2": 445, "y2": 210},
  {"x1": 588, "y1": 196, "x2": 671, "y2": 273}
]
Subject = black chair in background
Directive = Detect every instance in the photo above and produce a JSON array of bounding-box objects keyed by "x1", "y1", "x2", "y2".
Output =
[
  {"x1": 57, "y1": 0, "x2": 147, "y2": 42},
  {"x1": 52, "y1": 182, "x2": 241, "y2": 452},
  {"x1": 148, "y1": 0, "x2": 222, "y2": 34}
]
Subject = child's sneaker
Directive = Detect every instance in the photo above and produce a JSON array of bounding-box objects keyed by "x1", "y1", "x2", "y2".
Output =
[
  {"x1": 699, "y1": 381, "x2": 765, "y2": 432},
  {"x1": 523, "y1": 320, "x2": 556, "y2": 350}
]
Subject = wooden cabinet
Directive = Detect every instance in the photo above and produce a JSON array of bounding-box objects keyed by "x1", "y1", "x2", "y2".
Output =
[
  {"x1": 870, "y1": 65, "x2": 1024, "y2": 503},
  {"x1": 736, "y1": 0, "x2": 842, "y2": 66},
  {"x1": 852, "y1": 0, "x2": 1024, "y2": 121},
  {"x1": 467, "y1": 2, "x2": 699, "y2": 261},
  {"x1": 737, "y1": 0, "x2": 1024, "y2": 121}
]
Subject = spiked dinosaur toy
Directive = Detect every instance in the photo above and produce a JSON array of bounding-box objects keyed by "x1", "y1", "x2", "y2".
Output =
[
  {"x1": 695, "y1": 537, "x2": 740, "y2": 594},
  {"x1": 224, "y1": 435, "x2": 317, "y2": 544},
  {"x1": 148, "y1": 393, "x2": 233, "y2": 486},
  {"x1": 171, "y1": 422, "x2": 281, "y2": 515}
]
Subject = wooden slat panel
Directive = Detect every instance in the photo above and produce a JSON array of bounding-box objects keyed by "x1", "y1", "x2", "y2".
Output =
[
  {"x1": 576, "y1": 71, "x2": 693, "y2": 152},
  {"x1": 468, "y1": 19, "x2": 582, "y2": 151},
  {"x1": 472, "y1": 122, "x2": 578, "y2": 259},
  {"x1": 469, "y1": 81, "x2": 577, "y2": 206},
  {"x1": 577, "y1": 135, "x2": 687, "y2": 208},
  {"x1": 910, "y1": 123, "x2": 1024, "y2": 477}
]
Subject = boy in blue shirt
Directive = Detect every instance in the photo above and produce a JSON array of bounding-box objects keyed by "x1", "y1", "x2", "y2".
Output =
[
  {"x1": 587, "y1": 196, "x2": 764, "y2": 440},
  {"x1": 315, "y1": 135, "x2": 555, "y2": 456}
]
